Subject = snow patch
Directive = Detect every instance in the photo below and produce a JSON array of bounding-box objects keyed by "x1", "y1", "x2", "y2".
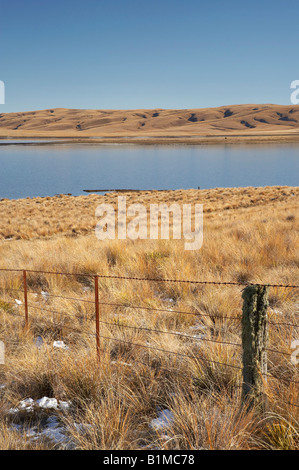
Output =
[
  {"x1": 53, "y1": 341, "x2": 69, "y2": 350},
  {"x1": 36, "y1": 397, "x2": 70, "y2": 410},
  {"x1": 149, "y1": 409, "x2": 174, "y2": 432},
  {"x1": 26, "y1": 416, "x2": 70, "y2": 446},
  {"x1": 9, "y1": 396, "x2": 71, "y2": 414},
  {"x1": 41, "y1": 290, "x2": 50, "y2": 301}
]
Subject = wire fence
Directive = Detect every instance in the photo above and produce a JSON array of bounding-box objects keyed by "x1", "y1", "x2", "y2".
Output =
[{"x1": 0, "y1": 267, "x2": 298, "y2": 409}]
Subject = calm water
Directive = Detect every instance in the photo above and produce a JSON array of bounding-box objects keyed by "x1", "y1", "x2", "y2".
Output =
[{"x1": 0, "y1": 143, "x2": 298, "y2": 199}]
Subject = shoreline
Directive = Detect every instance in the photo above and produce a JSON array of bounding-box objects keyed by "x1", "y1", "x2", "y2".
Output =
[
  {"x1": 1, "y1": 132, "x2": 299, "y2": 147},
  {"x1": 0, "y1": 184, "x2": 298, "y2": 203}
]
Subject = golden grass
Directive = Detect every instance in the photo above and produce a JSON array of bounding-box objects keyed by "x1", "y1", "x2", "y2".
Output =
[
  {"x1": 0, "y1": 186, "x2": 298, "y2": 450},
  {"x1": 1, "y1": 104, "x2": 299, "y2": 138}
]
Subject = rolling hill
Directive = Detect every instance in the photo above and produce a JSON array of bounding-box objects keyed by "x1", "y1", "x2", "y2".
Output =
[{"x1": 1, "y1": 104, "x2": 299, "y2": 138}]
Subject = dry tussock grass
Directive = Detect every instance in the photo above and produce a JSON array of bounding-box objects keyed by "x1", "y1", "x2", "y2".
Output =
[{"x1": 0, "y1": 186, "x2": 298, "y2": 449}]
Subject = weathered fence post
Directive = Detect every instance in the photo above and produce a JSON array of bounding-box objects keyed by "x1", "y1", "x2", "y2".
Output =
[
  {"x1": 241, "y1": 285, "x2": 269, "y2": 408},
  {"x1": 23, "y1": 270, "x2": 29, "y2": 330},
  {"x1": 94, "y1": 275, "x2": 100, "y2": 363}
]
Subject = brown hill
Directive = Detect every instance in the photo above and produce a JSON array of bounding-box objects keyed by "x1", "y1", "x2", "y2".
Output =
[{"x1": 0, "y1": 104, "x2": 299, "y2": 138}]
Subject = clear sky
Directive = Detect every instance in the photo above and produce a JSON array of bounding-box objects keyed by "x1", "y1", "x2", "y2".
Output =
[{"x1": 1, "y1": 0, "x2": 298, "y2": 112}]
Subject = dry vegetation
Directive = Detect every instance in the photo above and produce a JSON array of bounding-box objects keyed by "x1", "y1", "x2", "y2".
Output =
[
  {"x1": 1, "y1": 104, "x2": 299, "y2": 139},
  {"x1": 0, "y1": 186, "x2": 298, "y2": 450}
]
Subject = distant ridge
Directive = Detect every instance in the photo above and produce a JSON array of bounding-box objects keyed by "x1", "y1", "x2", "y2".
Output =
[{"x1": 1, "y1": 104, "x2": 299, "y2": 137}]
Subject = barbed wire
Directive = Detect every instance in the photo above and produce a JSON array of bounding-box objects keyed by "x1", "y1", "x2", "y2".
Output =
[
  {"x1": 266, "y1": 373, "x2": 299, "y2": 386},
  {"x1": 1, "y1": 267, "x2": 298, "y2": 414},
  {"x1": 264, "y1": 393, "x2": 299, "y2": 409},
  {"x1": 5, "y1": 297, "x2": 298, "y2": 328},
  {"x1": 96, "y1": 318, "x2": 242, "y2": 347},
  {"x1": 1, "y1": 288, "x2": 242, "y2": 321},
  {"x1": 97, "y1": 333, "x2": 243, "y2": 370},
  {"x1": 268, "y1": 320, "x2": 299, "y2": 328},
  {"x1": 1, "y1": 293, "x2": 298, "y2": 354},
  {"x1": 3, "y1": 285, "x2": 299, "y2": 323},
  {"x1": 0, "y1": 267, "x2": 298, "y2": 288}
]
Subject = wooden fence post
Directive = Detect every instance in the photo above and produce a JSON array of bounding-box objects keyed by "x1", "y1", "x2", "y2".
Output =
[
  {"x1": 241, "y1": 284, "x2": 269, "y2": 408},
  {"x1": 95, "y1": 275, "x2": 100, "y2": 363},
  {"x1": 23, "y1": 270, "x2": 29, "y2": 331}
]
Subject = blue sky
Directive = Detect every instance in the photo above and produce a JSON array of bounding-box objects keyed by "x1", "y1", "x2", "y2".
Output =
[{"x1": 1, "y1": 0, "x2": 298, "y2": 112}]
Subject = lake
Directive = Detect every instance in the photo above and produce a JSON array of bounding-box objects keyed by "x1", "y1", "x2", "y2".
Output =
[{"x1": 0, "y1": 142, "x2": 298, "y2": 199}]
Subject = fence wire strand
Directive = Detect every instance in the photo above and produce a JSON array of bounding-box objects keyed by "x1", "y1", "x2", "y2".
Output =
[
  {"x1": 1, "y1": 267, "x2": 298, "y2": 412},
  {"x1": 0, "y1": 267, "x2": 298, "y2": 288}
]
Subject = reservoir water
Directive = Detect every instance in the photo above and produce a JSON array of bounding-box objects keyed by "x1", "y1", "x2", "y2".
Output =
[{"x1": 0, "y1": 142, "x2": 298, "y2": 199}]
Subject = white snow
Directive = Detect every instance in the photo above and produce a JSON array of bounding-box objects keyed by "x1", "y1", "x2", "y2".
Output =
[
  {"x1": 163, "y1": 297, "x2": 175, "y2": 303},
  {"x1": 20, "y1": 398, "x2": 35, "y2": 412},
  {"x1": 73, "y1": 422, "x2": 93, "y2": 434},
  {"x1": 36, "y1": 397, "x2": 70, "y2": 410},
  {"x1": 8, "y1": 398, "x2": 73, "y2": 448},
  {"x1": 149, "y1": 409, "x2": 174, "y2": 432},
  {"x1": 9, "y1": 396, "x2": 71, "y2": 414},
  {"x1": 53, "y1": 340, "x2": 69, "y2": 350},
  {"x1": 41, "y1": 290, "x2": 50, "y2": 301},
  {"x1": 25, "y1": 417, "x2": 92, "y2": 447},
  {"x1": 270, "y1": 308, "x2": 283, "y2": 315},
  {"x1": 37, "y1": 397, "x2": 58, "y2": 409},
  {"x1": 26, "y1": 416, "x2": 70, "y2": 446}
]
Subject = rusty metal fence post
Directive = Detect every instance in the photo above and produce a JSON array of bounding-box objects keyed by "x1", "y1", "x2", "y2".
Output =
[
  {"x1": 241, "y1": 284, "x2": 269, "y2": 408},
  {"x1": 23, "y1": 270, "x2": 29, "y2": 330},
  {"x1": 95, "y1": 275, "x2": 100, "y2": 363}
]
